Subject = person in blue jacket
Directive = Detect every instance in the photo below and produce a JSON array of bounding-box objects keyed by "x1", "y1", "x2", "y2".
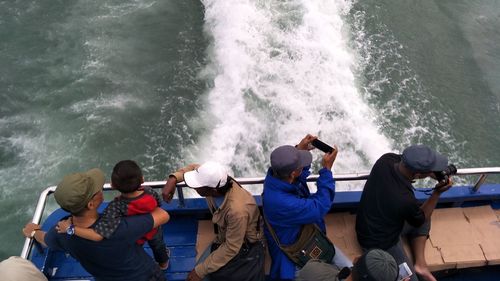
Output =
[{"x1": 262, "y1": 134, "x2": 352, "y2": 281}]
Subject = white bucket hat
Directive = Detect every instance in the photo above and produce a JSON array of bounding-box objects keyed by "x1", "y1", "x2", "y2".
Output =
[{"x1": 184, "y1": 161, "x2": 228, "y2": 188}]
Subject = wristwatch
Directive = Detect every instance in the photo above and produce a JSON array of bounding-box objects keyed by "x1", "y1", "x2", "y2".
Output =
[{"x1": 66, "y1": 224, "x2": 75, "y2": 236}]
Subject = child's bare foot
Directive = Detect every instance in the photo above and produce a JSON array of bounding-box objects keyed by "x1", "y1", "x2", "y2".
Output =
[{"x1": 414, "y1": 264, "x2": 436, "y2": 281}]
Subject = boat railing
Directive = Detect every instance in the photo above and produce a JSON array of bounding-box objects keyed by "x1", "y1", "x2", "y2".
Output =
[{"x1": 21, "y1": 166, "x2": 500, "y2": 259}]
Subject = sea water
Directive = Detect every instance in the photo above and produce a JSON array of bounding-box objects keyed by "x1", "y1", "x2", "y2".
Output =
[{"x1": 1, "y1": 0, "x2": 499, "y2": 260}]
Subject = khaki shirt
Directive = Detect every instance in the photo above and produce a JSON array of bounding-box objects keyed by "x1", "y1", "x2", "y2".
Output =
[{"x1": 170, "y1": 165, "x2": 262, "y2": 277}]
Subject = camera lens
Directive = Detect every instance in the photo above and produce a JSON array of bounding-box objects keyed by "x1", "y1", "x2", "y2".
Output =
[{"x1": 434, "y1": 164, "x2": 457, "y2": 182}]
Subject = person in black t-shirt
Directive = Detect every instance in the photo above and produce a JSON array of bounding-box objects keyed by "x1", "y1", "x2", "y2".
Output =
[{"x1": 355, "y1": 145, "x2": 453, "y2": 281}]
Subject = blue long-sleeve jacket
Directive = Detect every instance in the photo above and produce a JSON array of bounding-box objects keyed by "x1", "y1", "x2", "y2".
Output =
[{"x1": 262, "y1": 166, "x2": 336, "y2": 280}]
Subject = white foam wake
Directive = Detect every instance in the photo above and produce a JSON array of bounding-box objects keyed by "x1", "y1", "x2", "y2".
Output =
[{"x1": 192, "y1": 0, "x2": 393, "y2": 186}]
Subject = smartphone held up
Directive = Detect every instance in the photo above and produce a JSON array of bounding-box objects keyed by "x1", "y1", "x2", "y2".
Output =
[{"x1": 311, "y1": 139, "x2": 335, "y2": 153}]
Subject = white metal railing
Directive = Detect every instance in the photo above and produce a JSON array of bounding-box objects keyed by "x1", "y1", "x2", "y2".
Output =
[{"x1": 21, "y1": 167, "x2": 500, "y2": 259}]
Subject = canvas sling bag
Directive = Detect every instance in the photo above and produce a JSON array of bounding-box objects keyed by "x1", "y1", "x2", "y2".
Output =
[{"x1": 264, "y1": 216, "x2": 336, "y2": 268}]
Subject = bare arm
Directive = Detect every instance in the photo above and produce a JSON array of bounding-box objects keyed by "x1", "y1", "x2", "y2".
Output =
[
  {"x1": 23, "y1": 223, "x2": 47, "y2": 247},
  {"x1": 162, "y1": 163, "x2": 200, "y2": 202},
  {"x1": 74, "y1": 227, "x2": 103, "y2": 241},
  {"x1": 56, "y1": 218, "x2": 103, "y2": 241},
  {"x1": 151, "y1": 207, "x2": 170, "y2": 228},
  {"x1": 420, "y1": 178, "x2": 453, "y2": 220},
  {"x1": 162, "y1": 176, "x2": 177, "y2": 202}
]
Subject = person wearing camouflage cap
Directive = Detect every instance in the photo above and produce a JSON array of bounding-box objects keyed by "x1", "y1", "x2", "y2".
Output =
[{"x1": 23, "y1": 168, "x2": 170, "y2": 281}]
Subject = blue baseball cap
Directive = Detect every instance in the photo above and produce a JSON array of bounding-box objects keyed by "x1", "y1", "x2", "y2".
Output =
[
  {"x1": 401, "y1": 145, "x2": 448, "y2": 172},
  {"x1": 271, "y1": 145, "x2": 312, "y2": 175}
]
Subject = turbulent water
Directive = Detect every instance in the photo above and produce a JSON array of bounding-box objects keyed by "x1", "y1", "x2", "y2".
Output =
[{"x1": 1, "y1": 0, "x2": 499, "y2": 260}]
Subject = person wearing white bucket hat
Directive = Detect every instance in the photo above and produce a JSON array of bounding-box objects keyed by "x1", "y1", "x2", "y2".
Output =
[
  {"x1": 162, "y1": 161, "x2": 265, "y2": 281},
  {"x1": 183, "y1": 161, "x2": 229, "y2": 189}
]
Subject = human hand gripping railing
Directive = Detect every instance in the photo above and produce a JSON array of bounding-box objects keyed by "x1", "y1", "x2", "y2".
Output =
[
  {"x1": 21, "y1": 186, "x2": 55, "y2": 259},
  {"x1": 21, "y1": 167, "x2": 500, "y2": 259}
]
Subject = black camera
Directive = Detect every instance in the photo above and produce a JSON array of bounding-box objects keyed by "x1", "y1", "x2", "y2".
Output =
[{"x1": 433, "y1": 164, "x2": 457, "y2": 182}]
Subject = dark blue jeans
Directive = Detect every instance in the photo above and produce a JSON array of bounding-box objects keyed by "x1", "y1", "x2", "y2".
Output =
[
  {"x1": 384, "y1": 220, "x2": 431, "y2": 281},
  {"x1": 148, "y1": 226, "x2": 169, "y2": 264},
  {"x1": 149, "y1": 265, "x2": 166, "y2": 281}
]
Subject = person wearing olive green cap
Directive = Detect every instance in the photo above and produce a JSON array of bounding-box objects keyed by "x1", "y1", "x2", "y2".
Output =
[
  {"x1": 54, "y1": 168, "x2": 106, "y2": 214},
  {"x1": 23, "y1": 168, "x2": 170, "y2": 281}
]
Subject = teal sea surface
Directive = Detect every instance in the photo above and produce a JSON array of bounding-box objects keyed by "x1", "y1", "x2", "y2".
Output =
[{"x1": 1, "y1": 0, "x2": 499, "y2": 259}]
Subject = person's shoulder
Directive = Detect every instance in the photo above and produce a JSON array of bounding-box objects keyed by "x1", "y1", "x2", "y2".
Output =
[
  {"x1": 225, "y1": 187, "x2": 246, "y2": 206},
  {"x1": 142, "y1": 186, "x2": 156, "y2": 195},
  {"x1": 140, "y1": 190, "x2": 159, "y2": 202},
  {"x1": 263, "y1": 184, "x2": 295, "y2": 199},
  {"x1": 263, "y1": 175, "x2": 293, "y2": 191},
  {"x1": 379, "y1": 152, "x2": 400, "y2": 162},
  {"x1": 128, "y1": 189, "x2": 158, "y2": 205},
  {"x1": 372, "y1": 153, "x2": 400, "y2": 170},
  {"x1": 0, "y1": 256, "x2": 48, "y2": 281},
  {"x1": 230, "y1": 183, "x2": 254, "y2": 198},
  {"x1": 103, "y1": 198, "x2": 129, "y2": 214}
]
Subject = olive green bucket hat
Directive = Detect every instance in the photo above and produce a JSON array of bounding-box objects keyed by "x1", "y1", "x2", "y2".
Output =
[{"x1": 54, "y1": 168, "x2": 105, "y2": 214}]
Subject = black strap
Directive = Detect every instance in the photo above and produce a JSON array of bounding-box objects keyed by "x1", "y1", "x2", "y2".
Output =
[
  {"x1": 211, "y1": 178, "x2": 262, "y2": 239},
  {"x1": 262, "y1": 212, "x2": 284, "y2": 249},
  {"x1": 261, "y1": 191, "x2": 285, "y2": 249},
  {"x1": 338, "y1": 267, "x2": 351, "y2": 280},
  {"x1": 213, "y1": 223, "x2": 219, "y2": 235}
]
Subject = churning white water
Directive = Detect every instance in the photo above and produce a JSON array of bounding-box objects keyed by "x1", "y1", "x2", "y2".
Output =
[{"x1": 190, "y1": 0, "x2": 392, "y2": 189}]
